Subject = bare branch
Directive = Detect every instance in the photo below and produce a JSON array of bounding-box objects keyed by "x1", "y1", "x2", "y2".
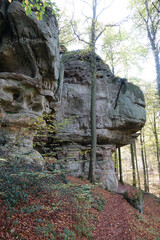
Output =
[
  {"x1": 95, "y1": 24, "x2": 116, "y2": 41},
  {"x1": 96, "y1": 17, "x2": 129, "y2": 41},
  {"x1": 70, "y1": 19, "x2": 90, "y2": 45},
  {"x1": 97, "y1": 0, "x2": 115, "y2": 19},
  {"x1": 81, "y1": 0, "x2": 92, "y2": 8}
]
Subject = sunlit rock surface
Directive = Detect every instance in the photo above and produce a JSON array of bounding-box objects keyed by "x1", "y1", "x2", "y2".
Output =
[{"x1": 55, "y1": 51, "x2": 146, "y2": 191}]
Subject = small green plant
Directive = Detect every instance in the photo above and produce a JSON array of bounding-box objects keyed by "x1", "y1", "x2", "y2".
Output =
[
  {"x1": 20, "y1": 204, "x2": 42, "y2": 214},
  {"x1": 74, "y1": 222, "x2": 93, "y2": 239},
  {"x1": 146, "y1": 228, "x2": 159, "y2": 240},
  {"x1": 36, "y1": 222, "x2": 55, "y2": 239},
  {"x1": 91, "y1": 194, "x2": 106, "y2": 211},
  {"x1": 63, "y1": 228, "x2": 76, "y2": 240},
  {"x1": 135, "y1": 212, "x2": 147, "y2": 223}
]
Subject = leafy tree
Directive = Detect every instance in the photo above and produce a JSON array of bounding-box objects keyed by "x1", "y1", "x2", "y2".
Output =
[
  {"x1": 58, "y1": 11, "x2": 78, "y2": 48},
  {"x1": 129, "y1": 0, "x2": 160, "y2": 96},
  {"x1": 102, "y1": 27, "x2": 148, "y2": 76},
  {"x1": 145, "y1": 85, "x2": 160, "y2": 180},
  {"x1": 8, "y1": 0, "x2": 59, "y2": 20}
]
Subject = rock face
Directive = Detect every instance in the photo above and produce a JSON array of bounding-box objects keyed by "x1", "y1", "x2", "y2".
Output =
[
  {"x1": 0, "y1": 1, "x2": 146, "y2": 192},
  {"x1": 55, "y1": 51, "x2": 146, "y2": 191},
  {"x1": 0, "y1": 0, "x2": 60, "y2": 164}
]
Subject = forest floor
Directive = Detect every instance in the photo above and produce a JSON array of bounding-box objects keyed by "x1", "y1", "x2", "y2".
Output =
[{"x1": 0, "y1": 174, "x2": 160, "y2": 240}]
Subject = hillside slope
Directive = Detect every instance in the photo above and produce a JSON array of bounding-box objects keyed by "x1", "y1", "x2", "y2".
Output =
[{"x1": 0, "y1": 174, "x2": 159, "y2": 240}]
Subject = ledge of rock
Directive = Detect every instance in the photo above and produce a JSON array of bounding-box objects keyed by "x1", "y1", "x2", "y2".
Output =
[{"x1": 54, "y1": 50, "x2": 146, "y2": 192}]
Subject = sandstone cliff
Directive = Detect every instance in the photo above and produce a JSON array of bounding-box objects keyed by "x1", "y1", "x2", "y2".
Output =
[
  {"x1": 0, "y1": 1, "x2": 146, "y2": 192},
  {"x1": 0, "y1": 0, "x2": 60, "y2": 164},
  {"x1": 55, "y1": 50, "x2": 146, "y2": 191}
]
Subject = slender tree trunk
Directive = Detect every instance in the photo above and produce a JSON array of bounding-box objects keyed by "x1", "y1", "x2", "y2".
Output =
[
  {"x1": 146, "y1": 25, "x2": 160, "y2": 97},
  {"x1": 118, "y1": 147, "x2": 123, "y2": 184},
  {"x1": 153, "y1": 51, "x2": 160, "y2": 98},
  {"x1": 153, "y1": 111, "x2": 160, "y2": 180},
  {"x1": 140, "y1": 131, "x2": 148, "y2": 192},
  {"x1": 133, "y1": 142, "x2": 141, "y2": 189},
  {"x1": 88, "y1": 0, "x2": 97, "y2": 182},
  {"x1": 114, "y1": 150, "x2": 118, "y2": 174},
  {"x1": 130, "y1": 143, "x2": 136, "y2": 187},
  {"x1": 143, "y1": 130, "x2": 149, "y2": 192}
]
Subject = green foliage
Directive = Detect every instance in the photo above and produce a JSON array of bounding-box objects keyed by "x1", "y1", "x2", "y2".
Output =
[
  {"x1": 102, "y1": 27, "x2": 148, "y2": 76},
  {"x1": 0, "y1": 159, "x2": 68, "y2": 208},
  {"x1": 23, "y1": 0, "x2": 59, "y2": 20},
  {"x1": 36, "y1": 221, "x2": 55, "y2": 238},
  {"x1": 8, "y1": 0, "x2": 59, "y2": 20},
  {"x1": 20, "y1": 204, "x2": 42, "y2": 214},
  {"x1": 91, "y1": 194, "x2": 106, "y2": 211},
  {"x1": 74, "y1": 222, "x2": 93, "y2": 239},
  {"x1": 63, "y1": 228, "x2": 76, "y2": 240},
  {"x1": 58, "y1": 11, "x2": 77, "y2": 47},
  {"x1": 135, "y1": 212, "x2": 147, "y2": 222}
]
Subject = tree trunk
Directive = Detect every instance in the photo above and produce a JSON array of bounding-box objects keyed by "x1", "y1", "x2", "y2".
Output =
[
  {"x1": 154, "y1": 51, "x2": 160, "y2": 98},
  {"x1": 133, "y1": 142, "x2": 141, "y2": 189},
  {"x1": 118, "y1": 147, "x2": 123, "y2": 184},
  {"x1": 130, "y1": 143, "x2": 136, "y2": 187},
  {"x1": 140, "y1": 131, "x2": 148, "y2": 192},
  {"x1": 114, "y1": 150, "x2": 118, "y2": 174},
  {"x1": 143, "y1": 130, "x2": 149, "y2": 192},
  {"x1": 146, "y1": 25, "x2": 160, "y2": 97},
  {"x1": 88, "y1": 0, "x2": 97, "y2": 182}
]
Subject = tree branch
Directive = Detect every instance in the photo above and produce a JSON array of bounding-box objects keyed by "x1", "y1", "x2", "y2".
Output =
[
  {"x1": 70, "y1": 19, "x2": 90, "y2": 45},
  {"x1": 152, "y1": 2, "x2": 160, "y2": 13},
  {"x1": 96, "y1": 0, "x2": 115, "y2": 19},
  {"x1": 96, "y1": 17, "x2": 128, "y2": 42}
]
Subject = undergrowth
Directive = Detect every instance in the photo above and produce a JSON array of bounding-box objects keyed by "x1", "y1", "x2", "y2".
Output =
[{"x1": 0, "y1": 159, "x2": 106, "y2": 239}]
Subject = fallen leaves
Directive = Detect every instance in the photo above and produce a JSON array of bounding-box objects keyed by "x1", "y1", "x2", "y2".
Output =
[{"x1": 0, "y1": 176, "x2": 159, "y2": 240}]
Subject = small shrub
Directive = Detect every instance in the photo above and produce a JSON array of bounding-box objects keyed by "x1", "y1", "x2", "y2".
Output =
[
  {"x1": 74, "y1": 222, "x2": 93, "y2": 239},
  {"x1": 63, "y1": 228, "x2": 76, "y2": 240},
  {"x1": 91, "y1": 194, "x2": 106, "y2": 211},
  {"x1": 36, "y1": 222, "x2": 55, "y2": 239},
  {"x1": 0, "y1": 160, "x2": 68, "y2": 208}
]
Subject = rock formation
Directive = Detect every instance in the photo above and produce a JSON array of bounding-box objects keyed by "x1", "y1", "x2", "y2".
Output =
[
  {"x1": 55, "y1": 51, "x2": 146, "y2": 191},
  {"x1": 0, "y1": 0, "x2": 60, "y2": 164},
  {"x1": 0, "y1": 1, "x2": 146, "y2": 192}
]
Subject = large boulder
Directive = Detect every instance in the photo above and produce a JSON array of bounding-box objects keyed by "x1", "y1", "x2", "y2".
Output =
[
  {"x1": 0, "y1": 0, "x2": 60, "y2": 164},
  {"x1": 55, "y1": 50, "x2": 146, "y2": 191}
]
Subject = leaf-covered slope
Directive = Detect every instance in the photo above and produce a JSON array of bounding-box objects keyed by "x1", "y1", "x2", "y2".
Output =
[{"x1": 0, "y1": 173, "x2": 159, "y2": 240}]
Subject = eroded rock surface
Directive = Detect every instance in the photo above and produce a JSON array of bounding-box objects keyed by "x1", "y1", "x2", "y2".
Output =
[
  {"x1": 55, "y1": 51, "x2": 146, "y2": 191},
  {"x1": 0, "y1": 1, "x2": 146, "y2": 192},
  {"x1": 0, "y1": 0, "x2": 60, "y2": 164}
]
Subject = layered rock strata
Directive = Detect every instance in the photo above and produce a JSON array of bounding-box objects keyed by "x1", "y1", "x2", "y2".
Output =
[
  {"x1": 0, "y1": 0, "x2": 60, "y2": 164},
  {"x1": 55, "y1": 51, "x2": 146, "y2": 191}
]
